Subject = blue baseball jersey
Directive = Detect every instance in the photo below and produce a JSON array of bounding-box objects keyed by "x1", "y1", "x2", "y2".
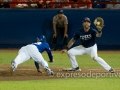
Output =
[
  {"x1": 33, "y1": 42, "x2": 53, "y2": 62},
  {"x1": 73, "y1": 27, "x2": 98, "y2": 48}
]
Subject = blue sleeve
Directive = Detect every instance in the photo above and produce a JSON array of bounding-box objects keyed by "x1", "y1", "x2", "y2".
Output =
[
  {"x1": 45, "y1": 43, "x2": 53, "y2": 62},
  {"x1": 46, "y1": 48, "x2": 53, "y2": 62},
  {"x1": 47, "y1": 51, "x2": 53, "y2": 62},
  {"x1": 34, "y1": 61, "x2": 40, "y2": 69}
]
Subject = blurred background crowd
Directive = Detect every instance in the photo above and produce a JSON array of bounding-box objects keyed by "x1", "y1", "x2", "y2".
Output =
[{"x1": 0, "y1": 0, "x2": 120, "y2": 9}]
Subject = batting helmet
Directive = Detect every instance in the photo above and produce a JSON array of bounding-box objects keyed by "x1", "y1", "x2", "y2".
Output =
[{"x1": 37, "y1": 35, "x2": 46, "y2": 42}]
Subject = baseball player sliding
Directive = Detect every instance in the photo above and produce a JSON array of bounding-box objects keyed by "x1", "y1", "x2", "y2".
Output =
[
  {"x1": 11, "y1": 35, "x2": 54, "y2": 75},
  {"x1": 61, "y1": 17, "x2": 114, "y2": 73}
]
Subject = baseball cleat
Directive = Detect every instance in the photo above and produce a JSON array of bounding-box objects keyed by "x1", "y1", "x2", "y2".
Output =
[
  {"x1": 109, "y1": 68, "x2": 115, "y2": 73},
  {"x1": 11, "y1": 61, "x2": 16, "y2": 72},
  {"x1": 44, "y1": 66, "x2": 54, "y2": 76},
  {"x1": 62, "y1": 67, "x2": 81, "y2": 72},
  {"x1": 37, "y1": 69, "x2": 44, "y2": 73},
  {"x1": 48, "y1": 70, "x2": 54, "y2": 76}
]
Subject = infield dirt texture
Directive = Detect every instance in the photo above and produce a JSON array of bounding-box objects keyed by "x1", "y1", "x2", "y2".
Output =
[{"x1": 0, "y1": 49, "x2": 120, "y2": 81}]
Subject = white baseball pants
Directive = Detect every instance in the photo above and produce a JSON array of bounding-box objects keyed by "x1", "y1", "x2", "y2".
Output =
[
  {"x1": 13, "y1": 44, "x2": 48, "y2": 69},
  {"x1": 67, "y1": 44, "x2": 112, "y2": 71}
]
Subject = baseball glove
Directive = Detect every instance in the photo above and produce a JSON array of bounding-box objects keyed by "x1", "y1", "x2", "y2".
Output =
[{"x1": 94, "y1": 17, "x2": 104, "y2": 30}]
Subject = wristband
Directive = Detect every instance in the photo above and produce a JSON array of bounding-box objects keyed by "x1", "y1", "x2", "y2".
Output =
[{"x1": 98, "y1": 31, "x2": 102, "y2": 33}]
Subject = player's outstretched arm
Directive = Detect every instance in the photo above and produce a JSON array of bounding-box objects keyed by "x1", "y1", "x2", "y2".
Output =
[
  {"x1": 96, "y1": 26, "x2": 102, "y2": 37},
  {"x1": 61, "y1": 38, "x2": 75, "y2": 53}
]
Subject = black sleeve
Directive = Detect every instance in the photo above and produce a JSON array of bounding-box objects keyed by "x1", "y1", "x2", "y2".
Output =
[{"x1": 73, "y1": 32, "x2": 80, "y2": 41}]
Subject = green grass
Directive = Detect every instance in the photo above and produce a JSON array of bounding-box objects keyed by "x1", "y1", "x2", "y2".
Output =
[
  {"x1": 0, "y1": 51, "x2": 119, "y2": 68},
  {"x1": 0, "y1": 77, "x2": 120, "y2": 90},
  {"x1": 0, "y1": 50, "x2": 120, "y2": 90}
]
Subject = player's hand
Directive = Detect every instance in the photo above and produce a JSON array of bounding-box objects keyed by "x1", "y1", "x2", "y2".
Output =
[
  {"x1": 37, "y1": 69, "x2": 43, "y2": 73},
  {"x1": 53, "y1": 33, "x2": 57, "y2": 38},
  {"x1": 48, "y1": 59, "x2": 54, "y2": 63},
  {"x1": 61, "y1": 49, "x2": 67, "y2": 54},
  {"x1": 64, "y1": 33, "x2": 68, "y2": 38},
  {"x1": 48, "y1": 60, "x2": 53, "y2": 63}
]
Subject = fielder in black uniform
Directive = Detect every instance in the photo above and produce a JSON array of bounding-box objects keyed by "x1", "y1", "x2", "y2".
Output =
[{"x1": 61, "y1": 17, "x2": 114, "y2": 73}]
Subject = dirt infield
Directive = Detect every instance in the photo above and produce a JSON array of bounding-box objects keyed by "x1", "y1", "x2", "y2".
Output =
[
  {"x1": 0, "y1": 66, "x2": 120, "y2": 81},
  {"x1": 0, "y1": 49, "x2": 120, "y2": 81}
]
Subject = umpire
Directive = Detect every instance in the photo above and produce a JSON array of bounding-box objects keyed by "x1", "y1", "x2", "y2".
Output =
[{"x1": 52, "y1": 9, "x2": 68, "y2": 50}]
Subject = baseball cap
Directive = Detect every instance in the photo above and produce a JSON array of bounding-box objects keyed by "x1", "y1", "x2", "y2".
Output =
[
  {"x1": 82, "y1": 17, "x2": 91, "y2": 23},
  {"x1": 57, "y1": 9, "x2": 64, "y2": 14}
]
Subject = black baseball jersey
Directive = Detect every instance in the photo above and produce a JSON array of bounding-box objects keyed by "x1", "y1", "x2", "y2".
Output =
[{"x1": 73, "y1": 27, "x2": 98, "y2": 48}]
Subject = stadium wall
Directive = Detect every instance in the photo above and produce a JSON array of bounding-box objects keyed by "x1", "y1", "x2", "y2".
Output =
[{"x1": 0, "y1": 9, "x2": 120, "y2": 50}]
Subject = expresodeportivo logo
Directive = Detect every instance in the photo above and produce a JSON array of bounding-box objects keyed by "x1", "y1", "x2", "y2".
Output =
[{"x1": 55, "y1": 71, "x2": 120, "y2": 78}]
